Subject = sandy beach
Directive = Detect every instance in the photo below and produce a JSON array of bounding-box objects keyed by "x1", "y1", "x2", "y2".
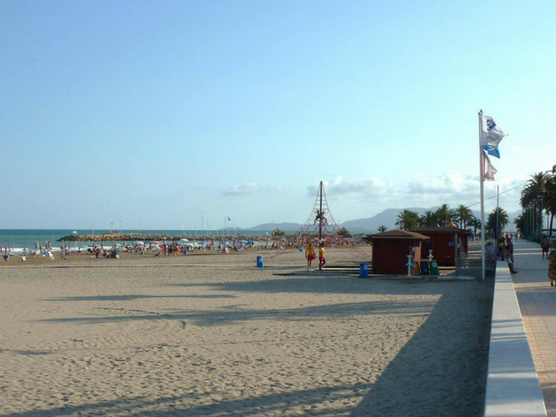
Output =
[{"x1": 0, "y1": 248, "x2": 493, "y2": 416}]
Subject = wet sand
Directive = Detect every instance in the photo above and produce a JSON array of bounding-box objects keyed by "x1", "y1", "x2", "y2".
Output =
[{"x1": 0, "y1": 248, "x2": 493, "y2": 416}]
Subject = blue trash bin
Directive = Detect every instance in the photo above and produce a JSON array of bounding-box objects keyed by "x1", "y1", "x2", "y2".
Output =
[
  {"x1": 359, "y1": 262, "x2": 369, "y2": 278},
  {"x1": 183, "y1": 249, "x2": 188, "y2": 255},
  {"x1": 257, "y1": 255, "x2": 264, "y2": 268}
]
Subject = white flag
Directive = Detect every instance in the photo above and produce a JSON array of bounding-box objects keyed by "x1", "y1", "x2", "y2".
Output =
[
  {"x1": 483, "y1": 151, "x2": 497, "y2": 181},
  {"x1": 482, "y1": 115, "x2": 507, "y2": 149}
]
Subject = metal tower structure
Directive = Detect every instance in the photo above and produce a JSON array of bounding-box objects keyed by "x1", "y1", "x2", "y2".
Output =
[{"x1": 297, "y1": 181, "x2": 342, "y2": 245}]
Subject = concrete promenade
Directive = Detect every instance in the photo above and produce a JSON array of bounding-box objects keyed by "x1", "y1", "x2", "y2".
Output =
[{"x1": 512, "y1": 239, "x2": 556, "y2": 415}]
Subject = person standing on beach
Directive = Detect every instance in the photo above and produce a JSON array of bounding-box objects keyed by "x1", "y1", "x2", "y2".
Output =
[
  {"x1": 318, "y1": 245, "x2": 326, "y2": 270},
  {"x1": 306, "y1": 243, "x2": 315, "y2": 270},
  {"x1": 548, "y1": 249, "x2": 556, "y2": 286},
  {"x1": 542, "y1": 236, "x2": 551, "y2": 259}
]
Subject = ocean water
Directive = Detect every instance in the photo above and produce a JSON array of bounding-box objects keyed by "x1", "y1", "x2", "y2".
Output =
[{"x1": 0, "y1": 229, "x2": 275, "y2": 254}]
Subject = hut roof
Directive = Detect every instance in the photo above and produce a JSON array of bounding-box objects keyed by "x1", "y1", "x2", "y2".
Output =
[
  {"x1": 409, "y1": 227, "x2": 472, "y2": 235},
  {"x1": 365, "y1": 230, "x2": 430, "y2": 242}
]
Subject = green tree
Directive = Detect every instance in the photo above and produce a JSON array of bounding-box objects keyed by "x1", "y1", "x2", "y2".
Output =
[
  {"x1": 545, "y1": 174, "x2": 556, "y2": 235},
  {"x1": 272, "y1": 228, "x2": 286, "y2": 237},
  {"x1": 520, "y1": 171, "x2": 556, "y2": 238},
  {"x1": 395, "y1": 210, "x2": 420, "y2": 230},
  {"x1": 435, "y1": 204, "x2": 455, "y2": 227},
  {"x1": 377, "y1": 225, "x2": 388, "y2": 233},
  {"x1": 514, "y1": 212, "x2": 526, "y2": 236},
  {"x1": 419, "y1": 210, "x2": 438, "y2": 227},
  {"x1": 487, "y1": 208, "x2": 509, "y2": 236},
  {"x1": 339, "y1": 227, "x2": 351, "y2": 237},
  {"x1": 455, "y1": 205, "x2": 473, "y2": 229},
  {"x1": 468, "y1": 216, "x2": 481, "y2": 236}
]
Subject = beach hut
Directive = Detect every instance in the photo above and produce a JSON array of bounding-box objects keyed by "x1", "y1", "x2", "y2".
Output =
[
  {"x1": 366, "y1": 230, "x2": 430, "y2": 275},
  {"x1": 409, "y1": 227, "x2": 472, "y2": 266}
]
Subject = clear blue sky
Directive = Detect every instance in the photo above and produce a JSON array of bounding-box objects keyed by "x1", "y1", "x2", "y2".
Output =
[{"x1": 1, "y1": 0, "x2": 554, "y2": 230}]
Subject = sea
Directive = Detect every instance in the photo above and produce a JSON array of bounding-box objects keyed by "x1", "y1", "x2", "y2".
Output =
[{"x1": 0, "y1": 229, "x2": 275, "y2": 254}]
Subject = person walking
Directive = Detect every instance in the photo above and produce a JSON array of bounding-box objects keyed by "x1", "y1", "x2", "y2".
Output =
[
  {"x1": 542, "y1": 235, "x2": 550, "y2": 259},
  {"x1": 548, "y1": 249, "x2": 556, "y2": 286},
  {"x1": 506, "y1": 238, "x2": 514, "y2": 264},
  {"x1": 504, "y1": 245, "x2": 517, "y2": 274},
  {"x1": 318, "y1": 245, "x2": 326, "y2": 271},
  {"x1": 306, "y1": 243, "x2": 315, "y2": 270}
]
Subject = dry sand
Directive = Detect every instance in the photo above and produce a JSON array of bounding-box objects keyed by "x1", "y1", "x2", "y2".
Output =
[{"x1": 0, "y1": 248, "x2": 493, "y2": 416}]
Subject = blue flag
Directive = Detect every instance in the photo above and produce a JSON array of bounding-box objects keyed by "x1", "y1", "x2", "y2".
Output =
[{"x1": 483, "y1": 144, "x2": 500, "y2": 159}]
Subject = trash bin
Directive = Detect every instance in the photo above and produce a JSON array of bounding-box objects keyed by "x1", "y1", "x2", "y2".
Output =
[
  {"x1": 183, "y1": 249, "x2": 188, "y2": 255},
  {"x1": 420, "y1": 261, "x2": 430, "y2": 275},
  {"x1": 359, "y1": 262, "x2": 369, "y2": 278},
  {"x1": 430, "y1": 260, "x2": 440, "y2": 275},
  {"x1": 256, "y1": 255, "x2": 264, "y2": 268}
]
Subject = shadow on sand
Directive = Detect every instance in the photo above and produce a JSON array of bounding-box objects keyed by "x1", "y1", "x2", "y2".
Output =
[{"x1": 27, "y1": 275, "x2": 493, "y2": 416}]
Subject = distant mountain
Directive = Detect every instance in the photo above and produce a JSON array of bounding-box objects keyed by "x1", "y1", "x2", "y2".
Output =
[
  {"x1": 247, "y1": 207, "x2": 522, "y2": 234},
  {"x1": 247, "y1": 222, "x2": 302, "y2": 232},
  {"x1": 340, "y1": 207, "x2": 431, "y2": 232}
]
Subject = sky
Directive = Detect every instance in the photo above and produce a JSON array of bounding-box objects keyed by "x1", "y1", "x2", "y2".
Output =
[{"x1": 1, "y1": 0, "x2": 555, "y2": 230}]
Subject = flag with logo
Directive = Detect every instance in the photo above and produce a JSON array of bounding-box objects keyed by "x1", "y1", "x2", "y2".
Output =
[{"x1": 482, "y1": 115, "x2": 507, "y2": 158}]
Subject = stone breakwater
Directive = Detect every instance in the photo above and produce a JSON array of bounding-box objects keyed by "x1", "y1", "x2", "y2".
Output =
[{"x1": 57, "y1": 233, "x2": 267, "y2": 242}]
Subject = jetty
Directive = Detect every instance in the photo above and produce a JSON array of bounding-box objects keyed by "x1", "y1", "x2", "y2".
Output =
[{"x1": 56, "y1": 233, "x2": 267, "y2": 242}]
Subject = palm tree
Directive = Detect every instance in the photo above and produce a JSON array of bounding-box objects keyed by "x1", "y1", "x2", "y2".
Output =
[
  {"x1": 395, "y1": 210, "x2": 420, "y2": 230},
  {"x1": 419, "y1": 210, "x2": 438, "y2": 227},
  {"x1": 468, "y1": 217, "x2": 481, "y2": 236},
  {"x1": 455, "y1": 205, "x2": 473, "y2": 229},
  {"x1": 487, "y1": 207, "x2": 509, "y2": 236},
  {"x1": 435, "y1": 204, "x2": 455, "y2": 227},
  {"x1": 545, "y1": 174, "x2": 556, "y2": 235},
  {"x1": 520, "y1": 172, "x2": 556, "y2": 238},
  {"x1": 514, "y1": 212, "x2": 526, "y2": 236},
  {"x1": 520, "y1": 172, "x2": 550, "y2": 208},
  {"x1": 377, "y1": 225, "x2": 388, "y2": 233}
]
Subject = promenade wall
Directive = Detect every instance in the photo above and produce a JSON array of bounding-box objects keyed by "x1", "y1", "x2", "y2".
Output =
[{"x1": 484, "y1": 260, "x2": 547, "y2": 416}]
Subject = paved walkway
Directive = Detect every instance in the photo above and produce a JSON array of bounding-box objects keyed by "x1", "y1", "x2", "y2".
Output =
[{"x1": 512, "y1": 239, "x2": 556, "y2": 416}]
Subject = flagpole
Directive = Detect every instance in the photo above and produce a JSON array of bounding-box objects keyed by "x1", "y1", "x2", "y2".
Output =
[
  {"x1": 495, "y1": 185, "x2": 500, "y2": 241},
  {"x1": 479, "y1": 109, "x2": 486, "y2": 282}
]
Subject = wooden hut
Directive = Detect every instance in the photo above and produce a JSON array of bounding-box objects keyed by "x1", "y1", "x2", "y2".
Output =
[
  {"x1": 409, "y1": 227, "x2": 471, "y2": 266},
  {"x1": 366, "y1": 230, "x2": 431, "y2": 275}
]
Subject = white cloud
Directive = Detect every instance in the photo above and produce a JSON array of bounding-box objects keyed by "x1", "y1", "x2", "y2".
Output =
[
  {"x1": 407, "y1": 170, "x2": 477, "y2": 195},
  {"x1": 221, "y1": 183, "x2": 283, "y2": 197},
  {"x1": 308, "y1": 175, "x2": 391, "y2": 197}
]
